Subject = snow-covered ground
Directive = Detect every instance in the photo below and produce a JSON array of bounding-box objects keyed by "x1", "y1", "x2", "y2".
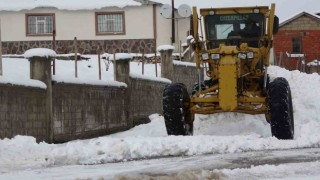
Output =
[{"x1": 1, "y1": 55, "x2": 320, "y2": 179}]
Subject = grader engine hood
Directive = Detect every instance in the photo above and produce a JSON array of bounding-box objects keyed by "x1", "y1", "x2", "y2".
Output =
[{"x1": 218, "y1": 46, "x2": 238, "y2": 111}]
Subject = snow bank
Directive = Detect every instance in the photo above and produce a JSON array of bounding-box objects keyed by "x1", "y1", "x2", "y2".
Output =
[{"x1": 0, "y1": 0, "x2": 141, "y2": 11}]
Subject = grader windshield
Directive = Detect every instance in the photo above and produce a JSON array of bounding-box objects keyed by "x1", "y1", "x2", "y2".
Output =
[{"x1": 205, "y1": 13, "x2": 265, "y2": 48}]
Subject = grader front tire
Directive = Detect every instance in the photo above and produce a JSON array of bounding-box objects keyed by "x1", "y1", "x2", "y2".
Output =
[
  {"x1": 268, "y1": 77, "x2": 294, "y2": 140},
  {"x1": 162, "y1": 83, "x2": 193, "y2": 136}
]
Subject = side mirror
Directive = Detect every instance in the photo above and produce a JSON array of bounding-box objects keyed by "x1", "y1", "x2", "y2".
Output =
[{"x1": 273, "y1": 15, "x2": 279, "y2": 34}]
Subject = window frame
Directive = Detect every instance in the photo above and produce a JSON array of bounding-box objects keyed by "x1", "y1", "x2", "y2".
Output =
[
  {"x1": 95, "y1": 11, "x2": 126, "y2": 36},
  {"x1": 291, "y1": 36, "x2": 302, "y2": 54},
  {"x1": 25, "y1": 13, "x2": 55, "y2": 37}
]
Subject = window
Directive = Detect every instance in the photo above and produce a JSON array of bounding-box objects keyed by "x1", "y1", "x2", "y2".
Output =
[
  {"x1": 292, "y1": 36, "x2": 302, "y2": 53},
  {"x1": 95, "y1": 12, "x2": 125, "y2": 35},
  {"x1": 26, "y1": 13, "x2": 55, "y2": 36}
]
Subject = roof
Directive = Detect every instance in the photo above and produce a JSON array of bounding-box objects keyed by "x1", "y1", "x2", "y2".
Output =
[
  {"x1": 0, "y1": 0, "x2": 141, "y2": 11},
  {"x1": 280, "y1": 11, "x2": 320, "y2": 27}
]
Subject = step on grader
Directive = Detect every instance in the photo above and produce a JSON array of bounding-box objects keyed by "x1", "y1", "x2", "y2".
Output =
[{"x1": 162, "y1": 4, "x2": 294, "y2": 139}]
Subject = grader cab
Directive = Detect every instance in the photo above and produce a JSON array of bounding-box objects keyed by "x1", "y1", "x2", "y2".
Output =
[{"x1": 162, "y1": 4, "x2": 294, "y2": 139}]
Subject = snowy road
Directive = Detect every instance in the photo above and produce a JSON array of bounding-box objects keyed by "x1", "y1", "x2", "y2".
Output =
[{"x1": 1, "y1": 148, "x2": 320, "y2": 179}]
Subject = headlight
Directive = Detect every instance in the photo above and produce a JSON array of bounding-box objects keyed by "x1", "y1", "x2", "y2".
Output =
[
  {"x1": 238, "y1": 53, "x2": 247, "y2": 59},
  {"x1": 211, "y1": 53, "x2": 220, "y2": 60},
  {"x1": 247, "y1": 52, "x2": 254, "y2": 59},
  {"x1": 201, "y1": 53, "x2": 209, "y2": 60},
  {"x1": 253, "y1": 8, "x2": 260, "y2": 13}
]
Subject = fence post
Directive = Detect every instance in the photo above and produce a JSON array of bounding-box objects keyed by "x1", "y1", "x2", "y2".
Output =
[
  {"x1": 25, "y1": 48, "x2": 56, "y2": 143},
  {"x1": 74, "y1": 37, "x2": 78, "y2": 78},
  {"x1": 111, "y1": 53, "x2": 132, "y2": 85},
  {"x1": 154, "y1": 51, "x2": 158, "y2": 77},
  {"x1": 52, "y1": 29, "x2": 56, "y2": 75},
  {"x1": 142, "y1": 49, "x2": 145, "y2": 75},
  {"x1": 98, "y1": 45, "x2": 101, "y2": 80},
  {"x1": 158, "y1": 45, "x2": 174, "y2": 80}
]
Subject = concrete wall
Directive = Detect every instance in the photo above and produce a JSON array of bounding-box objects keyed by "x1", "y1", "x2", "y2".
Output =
[
  {"x1": 129, "y1": 77, "x2": 168, "y2": 125},
  {"x1": 0, "y1": 84, "x2": 49, "y2": 142},
  {"x1": 172, "y1": 62, "x2": 202, "y2": 94},
  {"x1": 0, "y1": 53, "x2": 199, "y2": 143},
  {"x1": 52, "y1": 83, "x2": 129, "y2": 142}
]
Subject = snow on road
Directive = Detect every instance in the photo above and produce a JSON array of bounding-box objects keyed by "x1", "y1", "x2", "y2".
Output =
[{"x1": 1, "y1": 56, "x2": 320, "y2": 178}]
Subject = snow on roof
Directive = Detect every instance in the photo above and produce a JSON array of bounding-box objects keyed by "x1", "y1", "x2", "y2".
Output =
[
  {"x1": 157, "y1": 45, "x2": 175, "y2": 52},
  {"x1": 24, "y1": 48, "x2": 56, "y2": 59},
  {"x1": 0, "y1": 0, "x2": 141, "y2": 11}
]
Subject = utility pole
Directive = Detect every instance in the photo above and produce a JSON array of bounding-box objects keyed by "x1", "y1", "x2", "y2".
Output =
[{"x1": 171, "y1": 0, "x2": 175, "y2": 44}]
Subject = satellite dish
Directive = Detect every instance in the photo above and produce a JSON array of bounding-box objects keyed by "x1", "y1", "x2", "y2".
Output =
[
  {"x1": 178, "y1": 4, "x2": 192, "y2": 18},
  {"x1": 160, "y1": 4, "x2": 172, "y2": 19}
]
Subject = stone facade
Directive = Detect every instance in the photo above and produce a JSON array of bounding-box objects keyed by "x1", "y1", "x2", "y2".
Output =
[{"x1": 2, "y1": 39, "x2": 156, "y2": 55}]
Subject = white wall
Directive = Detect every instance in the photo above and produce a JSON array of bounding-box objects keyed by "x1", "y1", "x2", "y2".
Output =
[
  {"x1": 155, "y1": 5, "x2": 190, "y2": 52},
  {"x1": 0, "y1": 6, "x2": 154, "y2": 41}
]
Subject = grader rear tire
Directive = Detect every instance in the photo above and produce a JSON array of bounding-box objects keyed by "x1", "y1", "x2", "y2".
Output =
[
  {"x1": 268, "y1": 77, "x2": 294, "y2": 140},
  {"x1": 162, "y1": 83, "x2": 193, "y2": 136}
]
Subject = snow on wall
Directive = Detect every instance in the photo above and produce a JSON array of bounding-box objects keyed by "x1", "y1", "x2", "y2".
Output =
[
  {"x1": 157, "y1": 45, "x2": 175, "y2": 51},
  {"x1": 24, "y1": 48, "x2": 56, "y2": 59},
  {"x1": 0, "y1": 0, "x2": 141, "y2": 11}
]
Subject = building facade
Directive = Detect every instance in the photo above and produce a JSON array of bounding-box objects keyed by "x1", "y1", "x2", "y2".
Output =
[
  {"x1": 0, "y1": 0, "x2": 190, "y2": 54},
  {"x1": 273, "y1": 12, "x2": 320, "y2": 70}
]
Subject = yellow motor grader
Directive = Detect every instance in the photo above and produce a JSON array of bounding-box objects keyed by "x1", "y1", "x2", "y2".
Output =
[{"x1": 163, "y1": 4, "x2": 294, "y2": 139}]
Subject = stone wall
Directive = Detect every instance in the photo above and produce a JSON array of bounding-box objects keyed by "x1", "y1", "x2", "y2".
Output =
[
  {"x1": 2, "y1": 39, "x2": 156, "y2": 55},
  {"x1": 52, "y1": 83, "x2": 128, "y2": 143},
  {"x1": 129, "y1": 77, "x2": 169, "y2": 125},
  {"x1": 0, "y1": 84, "x2": 49, "y2": 142}
]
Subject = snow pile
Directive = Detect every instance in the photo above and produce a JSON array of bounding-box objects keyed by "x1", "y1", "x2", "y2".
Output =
[
  {"x1": 307, "y1": 59, "x2": 319, "y2": 66},
  {"x1": 0, "y1": 0, "x2": 141, "y2": 11},
  {"x1": 24, "y1": 48, "x2": 56, "y2": 59},
  {"x1": 157, "y1": 45, "x2": 175, "y2": 51},
  {"x1": 1, "y1": 64, "x2": 320, "y2": 173},
  {"x1": 0, "y1": 58, "x2": 46, "y2": 88},
  {"x1": 108, "y1": 53, "x2": 133, "y2": 61}
]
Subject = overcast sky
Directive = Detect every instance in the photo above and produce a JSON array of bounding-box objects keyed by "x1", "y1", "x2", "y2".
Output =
[{"x1": 152, "y1": 0, "x2": 320, "y2": 22}]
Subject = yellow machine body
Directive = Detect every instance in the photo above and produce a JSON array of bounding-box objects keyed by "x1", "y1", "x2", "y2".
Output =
[{"x1": 190, "y1": 4, "x2": 277, "y2": 117}]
